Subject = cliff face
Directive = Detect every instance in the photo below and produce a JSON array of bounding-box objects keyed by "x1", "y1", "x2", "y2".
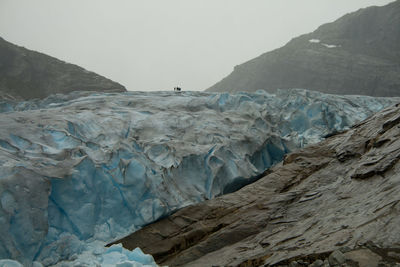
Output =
[
  {"x1": 207, "y1": 0, "x2": 400, "y2": 97},
  {"x1": 114, "y1": 101, "x2": 400, "y2": 267},
  {"x1": 0, "y1": 37, "x2": 126, "y2": 100}
]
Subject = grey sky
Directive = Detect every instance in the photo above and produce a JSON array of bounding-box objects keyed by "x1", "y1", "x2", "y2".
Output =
[{"x1": 0, "y1": 0, "x2": 395, "y2": 91}]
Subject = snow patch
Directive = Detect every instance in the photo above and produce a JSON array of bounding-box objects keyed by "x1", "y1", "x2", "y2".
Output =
[
  {"x1": 322, "y1": 43, "x2": 340, "y2": 48},
  {"x1": 309, "y1": 39, "x2": 340, "y2": 48}
]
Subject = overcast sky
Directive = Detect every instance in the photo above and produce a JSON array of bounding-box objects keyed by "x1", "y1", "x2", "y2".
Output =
[{"x1": 0, "y1": 0, "x2": 395, "y2": 91}]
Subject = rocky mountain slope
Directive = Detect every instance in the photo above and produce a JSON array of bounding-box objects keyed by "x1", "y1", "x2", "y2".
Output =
[
  {"x1": 0, "y1": 37, "x2": 126, "y2": 100},
  {"x1": 207, "y1": 0, "x2": 400, "y2": 97},
  {"x1": 115, "y1": 101, "x2": 400, "y2": 266}
]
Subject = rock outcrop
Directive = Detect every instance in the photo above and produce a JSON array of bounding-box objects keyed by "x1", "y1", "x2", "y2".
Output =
[
  {"x1": 114, "y1": 101, "x2": 400, "y2": 266},
  {"x1": 207, "y1": 0, "x2": 400, "y2": 97},
  {"x1": 0, "y1": 37, "x2": 126, "y2": 100}
]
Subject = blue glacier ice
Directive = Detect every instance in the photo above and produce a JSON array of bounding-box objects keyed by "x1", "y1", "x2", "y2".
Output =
[
  {"x1": 0, "y1": 243, "x2": 157, "y2": 267},
  {"x1": 0, "y1": 259, "x2": 24, "y2": 267},
  {"x1": 0, "y1": 89, "x2": 398, "y2": 266}
]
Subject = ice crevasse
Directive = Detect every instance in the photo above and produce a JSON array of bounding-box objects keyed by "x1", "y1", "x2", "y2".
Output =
[{"x1": 0, "y1": 89, "x2": 397, "y2": 266}]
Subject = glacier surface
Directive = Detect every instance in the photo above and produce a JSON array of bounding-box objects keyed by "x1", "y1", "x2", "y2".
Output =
[
  {"x1": 0, "y1": 89, "x2": 397, "y2": 266},
  {"x1": 0, "y1": 243, "x2": 157, "y2": 267}
]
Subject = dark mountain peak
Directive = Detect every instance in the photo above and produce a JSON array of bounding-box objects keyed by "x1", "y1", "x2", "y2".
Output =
[
  {"x1": 313, "y1": 0, "x2": 400, "y2": 58},
  {"x1": 207, "y1": 1, "x2": 400, "y2": 97},
  {"x1": 0, "y1": 37, "x2": 126, "y2": 100}
]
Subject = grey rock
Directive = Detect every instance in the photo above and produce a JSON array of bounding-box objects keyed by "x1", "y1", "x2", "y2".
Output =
[
  {"x1": 339, "y1": 246, "x2": 352, "y2": 253},
  {"x1": 310, "y1": 259, "x2": 324, "y2": 267},
  {"x1": 387, "y1": 251, "x2": 400, "y2": 260},
  {"x1": 289, "y1": 261, "x2": 300, "y2": 267},
  {"x1": 329, "y1": 250, "x2": 346, "y2": 266},
  {"x1": 344, "y1": 249, "x2": 381, "y2": 267},
  {"x1": 0, "y1": 37, "x2": 126, "y2": 100},
  {"x1": 207, "y1": 1, "x2": 400, "y2": 97},
  {"x1": 297, "y1": 259, "x2": 308, "y2": 265}
]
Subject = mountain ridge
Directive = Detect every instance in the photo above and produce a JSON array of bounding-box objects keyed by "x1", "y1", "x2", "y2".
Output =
[
  {"x1": 207, "y1": 0, "x2": 400, "y2": 96},
  {"x1": 0, "y1": 36, "x2": 126, "y2": 100}
]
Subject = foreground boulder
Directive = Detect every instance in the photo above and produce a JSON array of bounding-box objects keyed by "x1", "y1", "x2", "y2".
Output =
[
  {"x1": 0, "y1": 36, "x2": 126, "y2": 100},
  {"x1": 114, "y1": 101, "x2": 400, "y2": 266}
]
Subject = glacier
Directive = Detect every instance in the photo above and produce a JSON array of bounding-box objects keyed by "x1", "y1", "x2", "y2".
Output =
[
  {"x1": 0, "y1": 89, "x2": 397, "y2": 266},
  {"x1": 0, "y1": 244, "x2": 157, "y2": 267}
]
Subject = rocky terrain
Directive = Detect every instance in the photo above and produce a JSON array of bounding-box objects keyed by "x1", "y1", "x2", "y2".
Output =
[
  {"x1": 0, "y1": 37, "x2": 126, "y2": 100},
  {"x1": 207, "y1": 0, "x2": 400, "y2": 97},
  {"x1": 114, "y1": 101, "x2": 400, "y2": 266}
]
